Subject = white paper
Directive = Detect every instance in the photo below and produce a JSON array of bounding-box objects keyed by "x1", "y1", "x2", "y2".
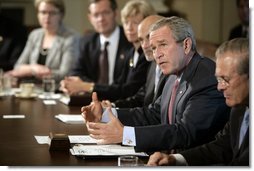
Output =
[
  {"x1": 59, "y1": 95, "x2": 70, "y2": 105},
  {"x1": 55, "y1": 114, "x2": 84, "y2": 124},
  {"x1": 34, "y1": 135, "x2": 51, "y2": 144},
  {"x1": 34, "y1": 135, "x2": 97, "y2": 144},
  {"x1": 3, "y1": 115, "x2": 25, "y2": 119},
  {"x1": 68, "y1": 135, "x2": 97, "y2": 144},
  {"x1": 38, "y1": 94, "x2": 61, "y2": 99},
  {"x1": 43, "y1": 100, "x2": 57, "y2": 105},
  {"x1": 71, "y1": 144, "x2": 148, "y2": 157}
]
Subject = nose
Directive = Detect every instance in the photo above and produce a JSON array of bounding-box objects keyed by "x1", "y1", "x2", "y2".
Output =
[
  {"x1": 153, "y1": 48, "x2": 163, "y2": 60},
  {"x1": 143, "y1": 39, "x2": 150, "y2": 49},
  {"x1": 217, "y1": 83, "x2": 226, "y2": 92}
]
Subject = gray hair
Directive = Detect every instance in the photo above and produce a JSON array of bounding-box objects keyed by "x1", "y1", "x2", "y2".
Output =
[
  {"x1": 149, "y1": 16, "x2": 196, "y2": 51},
  {"x1": 216, "y1": 38, "x2": 249, "y2": 76}
]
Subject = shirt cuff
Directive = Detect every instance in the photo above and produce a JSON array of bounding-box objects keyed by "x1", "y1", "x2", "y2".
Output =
[
  {"x1": 122, "y1": 126, "x2": 136, "y2": 146},
  {"x1": 172, "y1": 154, "x2": 188, "y2": 166},
  {"x1": 101, "y1": 107, "x2": 118, "y2": 123}
]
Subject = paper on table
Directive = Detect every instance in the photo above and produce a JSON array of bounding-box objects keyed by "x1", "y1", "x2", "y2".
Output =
[
  {"x1": 34, "y1": 135, "x2": 97, "y2": 144},
  {"x1": 3, "y1": 115, "x2": 25, "y2": 119},
  {"x1": 70, "y1": 144, "x2": 148, "y2": 157},
  {"x1": 55, "y1": 114, "x2": 84, "y2": 124},
  {"x1": 34, "y1": 135, "x2": 51, "y2": 144},
  {"x1": 38, "y1": 94, "x2": 61, "y2": 99},
  {"x1": 43, "y1": 100, "x2": 57, "y2": 105},
  {"x1": 69, "y1": 135, "x2": 97, "y2": 144}
]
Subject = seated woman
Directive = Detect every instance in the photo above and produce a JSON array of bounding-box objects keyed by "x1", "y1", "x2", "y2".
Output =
[{"x1": 6, "y1": 0, "x2": 80, "y2": 83}]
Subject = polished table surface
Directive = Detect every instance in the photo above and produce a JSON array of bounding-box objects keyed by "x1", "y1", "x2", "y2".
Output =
[{"x1": 0, "y1": 95, "x2": 122, "y2": 166}]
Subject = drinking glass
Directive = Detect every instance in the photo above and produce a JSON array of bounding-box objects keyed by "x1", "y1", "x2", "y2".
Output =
[
  {"x1": 42, "y1": 76, "x2": 56, "y2": 99},
  {"x1": 118, "y1": 156, "x2": 139, "y2": 166}
]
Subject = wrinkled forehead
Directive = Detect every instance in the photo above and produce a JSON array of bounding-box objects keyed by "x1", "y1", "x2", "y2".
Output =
[
  {"x1": 149, "y1": 26, "x2": 172, "y2": 42},
  {"x1": 216, "y1": 53, "x2": 239, "y2": 75}
]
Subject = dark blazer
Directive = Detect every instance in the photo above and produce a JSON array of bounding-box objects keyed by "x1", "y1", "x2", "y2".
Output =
[
  {"x1": 228, "y1": 24, "x2": 247, "y2": 40},
  {"x1": 114, "y1": 61, "x2": 167, "y2": 107},
  {"x1": 0, "y1": 14, "x2": 28, "y2": 71},
  {"x1": 70, "y1": 26, "x2": 131, "y2": 83},
  {"x1": 181, "y1": 106, "x2": 249, "y2": 166},
  {"x1": 94, "y1": 47, "x2": 150, "y2": 101},
  {"x1": 117, "y1": 53, "x2": 230, "y2": 152}
]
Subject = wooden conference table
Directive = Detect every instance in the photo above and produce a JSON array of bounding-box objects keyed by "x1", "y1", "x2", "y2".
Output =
[{"x1": 0, "y1": 95, "x2": 131, "y2": 166}]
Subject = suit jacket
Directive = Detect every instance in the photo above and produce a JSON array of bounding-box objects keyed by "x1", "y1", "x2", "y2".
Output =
[
  {"x1": 181, "y1": 106, "x2": 249, "y2": 166},
  {"x1": 14, "y1": 24, "x2": 80, "y2": 82},
  {"x1": 70, "y1": 26, "x2": 132, "y2": 83},
  {"x1": 0, "y1": 14, "x2": 28, "y2": 71},
  {"x1": 117, "y1": 53, "x2": 230, "y2": 152},
  {"x1": 94, "y1": 47, "x2": 150, "y2": 101},
  {"x1": 228, "y1": 24, "x2": 248, "y2": 40},
  {"x1": 114, "y1": 61, "x2": 167, "y2": 107}
]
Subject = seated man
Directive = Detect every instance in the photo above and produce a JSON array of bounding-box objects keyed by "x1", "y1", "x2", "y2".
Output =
[
  {"x1": 109, "y1": 15, "x2": 167, "y2": 108},
  {"x1": 147, "y1": 38, "x2": 249, "y2": 166},
  {"x1": 81, "y1": 17, "x2": 230, "y2": 153},
  {"x1": 60, "y1": 0, "x2": 155, "y2": 101}
]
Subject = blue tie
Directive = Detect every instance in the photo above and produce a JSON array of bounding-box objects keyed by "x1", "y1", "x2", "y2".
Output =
[{"x1": 239, "y1": 108, "x2": 249, "y2": 148}]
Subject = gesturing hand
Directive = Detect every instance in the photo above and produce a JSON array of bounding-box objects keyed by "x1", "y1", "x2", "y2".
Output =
[
  {"x1": 86, "y1": 107, "x2": 124, "y2": 144},
  {"x1": 81, "y1": 92, "x2": 103, "y2": 123},
  {"x1": 147, "y1": 152, "x2": 177, "y2": 166}
]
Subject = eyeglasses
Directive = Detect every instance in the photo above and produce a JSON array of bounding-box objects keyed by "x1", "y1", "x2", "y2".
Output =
[
  {"x1": 38, "y1": 10, "x2": 60, "y2": 16},
  {"x1": 90, "y1": 10, "x2": 112, "y2": 18},
  {"x1": 216, "y1": 76, "x2": 230, "y2": 87}
]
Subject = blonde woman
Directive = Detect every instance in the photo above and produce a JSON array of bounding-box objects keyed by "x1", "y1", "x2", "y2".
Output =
[{"x1": 8, "y1": 0, "x2": 80, "y2": 83}]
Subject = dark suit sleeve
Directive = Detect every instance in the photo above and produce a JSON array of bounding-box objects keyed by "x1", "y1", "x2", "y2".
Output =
[
  {"x1": 113, "y1": 85, "x2": 146, "y2": 108},
  {"x1": 133, "y1": 74, "x2": 230, "y2": 152},
  {"x1": 70, "y1": 34, "x2": 100, "y2": 82},
  {"x1": 117, "y1": 96, "x2": 162, "y2": 126},
  {"x1": 181, "y1": 107, "x2": 249, "y2": 166},
  {"x1": 94, "y1": 53, "x2": 150, "y2": 101},
  {"x1": 181, "y1": 122, "x2": 233, "y2": 165}
]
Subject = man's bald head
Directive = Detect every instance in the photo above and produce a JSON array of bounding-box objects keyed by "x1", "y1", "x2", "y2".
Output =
[{"x1": 138, "y1": 15, "x2": 164, "y2": 61}]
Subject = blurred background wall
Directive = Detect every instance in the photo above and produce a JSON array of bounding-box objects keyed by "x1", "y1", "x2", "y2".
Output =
[{"x1": 0, "y1": 0, "x2": 240, "y2": 44}]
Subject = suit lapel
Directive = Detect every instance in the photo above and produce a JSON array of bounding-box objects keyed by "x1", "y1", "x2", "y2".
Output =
[{"x1": 171, "y1": 54, "x2": 202, "y2": 123}]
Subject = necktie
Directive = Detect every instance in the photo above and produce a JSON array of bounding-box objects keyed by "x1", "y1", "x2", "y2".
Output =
[
  {"x1": 168, "y1": 79, "x2": 180, "y2": 124},
  {"x1": 154, "y1": 65, "x2": 161, "y2": 93},
  {"x1": 98, "y1": 41, "x2": 109, "y2": 84},
  {"x1": 239, "y1": 108, "x2": 249, "y2": 148}
]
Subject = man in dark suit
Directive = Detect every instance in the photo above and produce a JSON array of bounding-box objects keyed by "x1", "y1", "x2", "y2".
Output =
[
  {"x1": 107, "y1": 15, "x2": 167, "y2": 108},
  {"x1": 228, "y1": 0, "x2": 249, "y2": 40},
  {"x1": 60, "y1": 0, "x2": 132, "y2": 97},
  {"x1": 147, "y1": 38, "x2": 249, "y2": 166},
  {"x1": 81, "y1": 16, "x2": 230, "y2": 153},
  {"x1": 60, "y1": 0, "x2": 151, "y2": 102}
]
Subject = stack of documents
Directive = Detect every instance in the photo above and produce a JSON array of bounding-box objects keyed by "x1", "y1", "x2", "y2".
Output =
[
  {"x1": 55, "y1": 114, "x2": 84, "y2": 124},
  {"x1": 70, "y1": 144, "x2": 148, "y2": 157}
]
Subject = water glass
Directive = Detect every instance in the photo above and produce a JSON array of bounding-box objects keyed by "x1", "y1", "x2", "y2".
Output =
[
  {"x1": 118, "y1": 156, "x2": 139, "y2": 166},
  {"x1": 3, "y1": 76, "x2": 12, "y2": 95},
  {"x1": 43, "y1": 76, "x2": 56, "y2": 99}
]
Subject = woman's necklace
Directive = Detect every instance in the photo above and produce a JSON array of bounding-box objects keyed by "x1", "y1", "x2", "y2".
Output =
[{"x1": 40, "y1": 48, "x2": 49, "y2": 56}]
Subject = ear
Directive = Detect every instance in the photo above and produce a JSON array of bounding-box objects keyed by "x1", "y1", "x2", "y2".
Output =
[
  {"x1": 88, "y1": 13, "x2": 92, "y2": 23},
  {"x1": 183, "y1": 37, "x2": 192, "y2": 54}
]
